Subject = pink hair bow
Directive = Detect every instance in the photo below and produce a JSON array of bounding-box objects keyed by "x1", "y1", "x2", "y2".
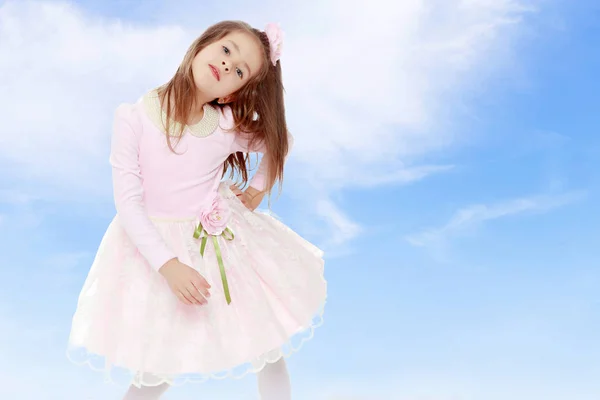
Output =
[{"x1": 264, "y1": 23, "x2": 283, "y2": 66}]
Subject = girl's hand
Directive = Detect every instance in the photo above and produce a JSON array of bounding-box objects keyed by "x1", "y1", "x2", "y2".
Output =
[
  {"x1": 158, "y1": 258, "x2": 211, "y2": 305},
  {"x1": 230, "y1": 184, "x2": 261, "y2": 211}
]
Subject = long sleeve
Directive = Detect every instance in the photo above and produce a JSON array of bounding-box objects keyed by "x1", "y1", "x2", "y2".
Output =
[
  {"x1": 233, "y1": 132, "x2": 294, "y2": 192},
  {"x1": 249, "y1": 148, "x2": 269, "y2": 191},
  {"x1": 109, "y1": 104, "x2": 176, "y2": 271}
]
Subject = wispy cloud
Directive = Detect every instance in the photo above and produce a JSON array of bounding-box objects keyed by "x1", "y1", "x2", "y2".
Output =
[
  {"x1": 315, "y1": 198, "x2": 362, "y2": 246},
  {"x1": 347, "y1": 164, "x2": 455, "y2": 188},
  {"x1": 0, "y1": 189, "x2": 38, "y2": 205},
  {"x1": 0, "y1": 1, "x2": 190, "y2": 195},
  {"x1": 283, "y1": 0, "x2": 534, "y2": 186},
  {"x1": 406, "y1": 191, "x2": 586, "y2": 247}
]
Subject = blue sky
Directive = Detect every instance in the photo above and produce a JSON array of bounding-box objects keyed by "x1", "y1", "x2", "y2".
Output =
[{"x1": 0, "y1": 0, "x2": 599, "y2": 399}]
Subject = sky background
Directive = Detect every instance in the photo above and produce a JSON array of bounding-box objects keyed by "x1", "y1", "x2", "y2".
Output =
[{"x1": 0, "y1": 0, "x2": 599, "y2": 399}]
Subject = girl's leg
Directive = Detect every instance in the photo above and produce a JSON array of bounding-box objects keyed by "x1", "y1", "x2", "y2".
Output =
[
  {"x1": 257, "y1": 358, "x2": 291, "y2": 400},
  {"x1": 121, "y1": 382, "x2": 170, "y2": 400},
  {"x1": 120, "y1": 359, "x2": 291, "y2": 400}
]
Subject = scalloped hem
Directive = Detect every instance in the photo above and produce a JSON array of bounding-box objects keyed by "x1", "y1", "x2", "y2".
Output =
[{"x1": 67, "y1": 301, "x2": 326, "y2": 388}]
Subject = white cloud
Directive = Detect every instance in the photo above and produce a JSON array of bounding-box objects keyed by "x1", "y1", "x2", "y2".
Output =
[
  {"x1": 281, "y1": 0, "x2": 534, "y2": 184},
  {"x1": 0, "y1": 189, "x2": 37, "y2": 205},
  {"x1": 406, "y1": 191, "x2": 585, "y2": 247},
  {"x1": 315, "y1": 198, "x2": 362, "y2": 246},
  {"x1": 0, "y1": 0, "x2": 534, "y2": 246},
  {"x1": 346, "y1": 164, "x2": 455, "y2": 189},
  {"x1": 0, "y1": 1, "x2": 191, "y2": 196}
]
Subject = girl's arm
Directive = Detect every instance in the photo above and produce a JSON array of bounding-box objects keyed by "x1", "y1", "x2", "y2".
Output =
[
  {"x1": 233, "y1": 133, "x2": 293, "y2": 209},
  {"x1": 244, "y1": 150, "x2": 269, "y2": 208},
  {"x1": 110, "y1": 104, "x2": 177, "y2": 271},
  {"x1": 244, "y1": 185, "x2": 266, "y2": 209}
]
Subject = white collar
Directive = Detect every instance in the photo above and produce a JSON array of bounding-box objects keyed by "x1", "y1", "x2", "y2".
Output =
[{"x1": 142, "y1": 89, "x2": 219, "y2": 138}]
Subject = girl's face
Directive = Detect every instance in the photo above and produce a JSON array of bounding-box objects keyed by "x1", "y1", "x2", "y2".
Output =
[{"x1": 191, "y1": 30, "x2": 264, "y2": 103}]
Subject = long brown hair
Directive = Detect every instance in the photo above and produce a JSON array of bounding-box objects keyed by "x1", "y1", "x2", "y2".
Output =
[{"x1": 156, "y1": 20, "x2": 289, "y2": 195}]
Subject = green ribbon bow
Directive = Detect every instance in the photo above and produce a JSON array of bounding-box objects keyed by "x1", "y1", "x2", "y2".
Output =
[{"x1": 193, "y1": 223, "x2": 235, "y2": 305}]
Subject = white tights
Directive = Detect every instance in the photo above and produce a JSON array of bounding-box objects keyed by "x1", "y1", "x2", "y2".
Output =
[{"x1": 121, "y1": 358, "x2": 291, "y2": 400}]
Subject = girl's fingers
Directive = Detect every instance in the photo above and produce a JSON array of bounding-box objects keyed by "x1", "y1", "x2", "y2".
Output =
[
  {"x1": 186, "y1": 285, "x2": 206, "y2": 305},
  {"x1": 192, "y1": 279, "x2": 211, "y2": 297},
  {"x1": 176, "y1": 291, "x2": 193, "y2": 305}
]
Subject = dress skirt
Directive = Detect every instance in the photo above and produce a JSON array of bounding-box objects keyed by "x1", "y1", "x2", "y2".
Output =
[{"x1": 67, "y1": 182, "x2": 327, "y2": 387}]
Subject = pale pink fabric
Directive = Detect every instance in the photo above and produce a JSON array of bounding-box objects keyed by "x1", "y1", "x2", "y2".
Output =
[{"x1": 67, "y1": 95, "x2": 326, "y2": 388}]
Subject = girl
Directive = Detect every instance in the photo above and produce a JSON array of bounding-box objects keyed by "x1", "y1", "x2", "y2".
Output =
[{"x1": 67, "y1": 20, "x2": 327, "y2": 400}]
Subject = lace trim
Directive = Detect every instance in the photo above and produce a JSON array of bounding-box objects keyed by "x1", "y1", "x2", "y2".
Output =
[
  {"x1": 66, "y1": 304, "x2": 326, "y2": 388},
  {"x1": 142, "y1": 89, "x2": 219, "y2": 138}
]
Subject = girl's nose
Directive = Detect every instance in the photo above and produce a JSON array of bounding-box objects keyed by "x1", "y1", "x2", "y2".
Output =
[{"x1": 221, "y1": 60, "x2": 230, "y2": 72}]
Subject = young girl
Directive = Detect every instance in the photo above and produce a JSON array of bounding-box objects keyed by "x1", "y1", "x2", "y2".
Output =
[{"x1": 67, "y1": 21, "x2": 327, "y2": 400}]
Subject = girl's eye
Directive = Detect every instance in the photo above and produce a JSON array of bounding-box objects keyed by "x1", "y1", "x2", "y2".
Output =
[{"x1": 223, "y1": 45, "x2": 243, "y2": 78}]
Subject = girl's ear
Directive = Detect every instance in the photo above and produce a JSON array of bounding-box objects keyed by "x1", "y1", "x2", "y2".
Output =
[{"x1": 217, "y1": 95, "x2": 235, "y2": 104}]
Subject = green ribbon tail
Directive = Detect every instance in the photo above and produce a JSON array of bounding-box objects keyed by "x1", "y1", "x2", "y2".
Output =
[
  {"x1": 200, "y1": 235, "x2": 208, "y2": 257},
  {"x1": 212, "y1": 235, "x2": 232, "y2": 305},
  {"x1": 193, "y1": 224, "x2": 203, "y2": 239},
  {"x1": 194, "y1": 222, "x2": 234, "y2": 305}
]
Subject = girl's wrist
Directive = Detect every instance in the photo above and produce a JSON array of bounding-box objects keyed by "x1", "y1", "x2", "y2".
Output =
[{"x1": 244, "y1": 188, "x2": 264, "y2": 209}]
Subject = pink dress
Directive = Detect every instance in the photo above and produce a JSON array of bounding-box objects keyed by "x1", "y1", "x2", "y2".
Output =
[{"x1": 67, "y1": 89, "x2": 327, "y2": 387}]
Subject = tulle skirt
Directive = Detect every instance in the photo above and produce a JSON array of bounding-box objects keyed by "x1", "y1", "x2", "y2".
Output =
[{"x1": 67, "y1": 183, "x2": 327, "y2": 387}]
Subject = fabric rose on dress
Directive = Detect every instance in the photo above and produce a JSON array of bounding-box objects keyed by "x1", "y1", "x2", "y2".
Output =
[{"x1": 199, "y1": 194, "x2": 231, "y2": 235}]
